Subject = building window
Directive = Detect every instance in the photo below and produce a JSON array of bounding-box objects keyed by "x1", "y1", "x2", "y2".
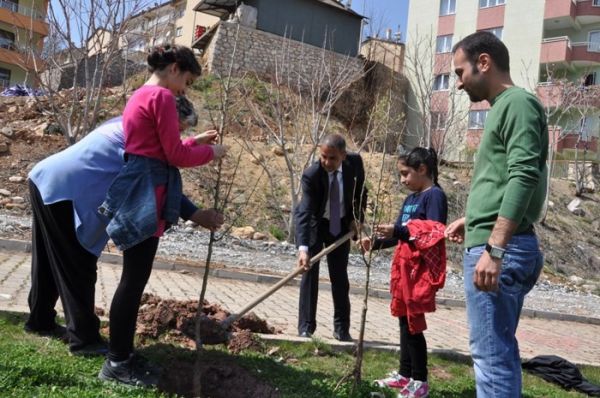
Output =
[
  {"x1": 433, "y1": 74, "x2": 450, "y2": 91},
  {"x1": 0, "y1": 67, "x2": 10, "y2": 89},
  {"x1": 588, "y1": 31, "x2": 600, "y2": 52},
  {"x1": 584, "y1": 72, "x2": 596, "y2": 86},
  {"x1": 484, "y1": 27, "x2": 503, "y2": 40},
  {"x1": 431, "y1": 112, "x2": 447, "y2": 130},
  {"x1": 0, "y1": 30, "x2": 15, "y2": 50},
  {"x1": 594, "y1": 0, "x2": 600, "y2": 6},
  {"x1": 439, "y1": 0, "x2": 456, "y2": 16},
  {"x1": 177, "y1": 8, "x2": 185, "y2": 18},
  {"x1": 480, "y1": 0, "x2": 505, "y2": 8},
  {"x1": 176, "y1": 27, "x2": 183, "y2": 37},
  {"x1": 469, "y1": 110, "x2": 488, "y2": 129},
  {"x1": 436, "y1": 35, "x2": 453, "y2": 53},
  {"x1": 579, "y1": 117, "x2": 592, "y2": 139},
  {"x1": 0, "y1": 0, "x2": 18, "y2": 12}
]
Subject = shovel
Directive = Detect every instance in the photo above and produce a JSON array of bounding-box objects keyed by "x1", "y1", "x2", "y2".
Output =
[{"x1": 200, "y1": 230, "x2": 354, "y2": 344}]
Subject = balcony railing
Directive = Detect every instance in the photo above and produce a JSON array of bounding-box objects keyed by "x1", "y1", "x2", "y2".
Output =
[
  {"x1": 0, "y1": 0, "x2": 46, "y2": 20},
  {"x1": 541, "y1": 36, "x2": 572, "y2": 63}
]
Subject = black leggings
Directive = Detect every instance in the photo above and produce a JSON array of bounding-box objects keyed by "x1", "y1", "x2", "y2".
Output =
[
  {"x1": 108, "y1": 237, "x2": 159, "y2": 362},
  {"x1": 399, "y1": 316, "x2": 428, "y2": 382}
]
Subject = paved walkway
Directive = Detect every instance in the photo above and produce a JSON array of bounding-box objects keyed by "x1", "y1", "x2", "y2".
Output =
[{"x1": 1, "y1": 250, "x2": 599, "y2": 366}]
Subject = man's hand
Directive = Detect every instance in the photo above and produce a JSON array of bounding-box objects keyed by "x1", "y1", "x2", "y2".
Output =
[
  {"x1": 374, "y1": 224, "x2": 394, "y2": 239},
  {"x1": 349, "y1": 220, "x2": 361, "y2": 240},
  {"x1": 474, "y1": 251, "x2": 502, "y2": 292},
  {"x1": 194, "y1": 129, "x2": 219, "y2": 145},
  {"x1": 190, "y1": 209, "x2": 224, "y2": 232},
  {"x1": 445, "y1": 217, "x2": 465, "y2": 244},
  {"x1": 297, "y1": 251, "x2": 310, "y2": 272},
  {"x1": 358, "y1": 237, "x2": 372, "y2": 253}
]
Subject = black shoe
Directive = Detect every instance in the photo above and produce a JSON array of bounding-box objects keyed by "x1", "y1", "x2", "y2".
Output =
[
  {"x1": 298, "y1": 331, "x2": 312, "y2": 338},
  {"x1": 333, "y1": 331, "x2": 353, "y2": 342},
  {"x1": 24, "y1": 323, "x2": 67, "y2": 341},
  {"x1": 98, "y1": 357, "x2": 159, "y2": 387},
  {"x1": 71, "y1": 340, "x2": 109, "y2": 357}
]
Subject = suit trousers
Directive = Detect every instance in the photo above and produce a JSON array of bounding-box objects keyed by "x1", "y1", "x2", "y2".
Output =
[
  {"x1": 26, "y1": 180, "x2": 102, "y2": 350},
  {"x1": 298, "y1": 219, "x2": 351, "y2": 335}
]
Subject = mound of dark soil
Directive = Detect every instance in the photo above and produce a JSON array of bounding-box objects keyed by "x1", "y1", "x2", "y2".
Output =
[{"x1": 136, "y1": 294, "x2": 279, "y2": 347}]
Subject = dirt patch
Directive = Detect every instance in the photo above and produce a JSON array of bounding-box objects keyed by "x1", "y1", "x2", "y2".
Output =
[
  {"x1": 136, "y1": 294, "x2": 279, "y2": 348},
  {"x1": 159, "y1": 356, "x2": 280, "y2": 398}
]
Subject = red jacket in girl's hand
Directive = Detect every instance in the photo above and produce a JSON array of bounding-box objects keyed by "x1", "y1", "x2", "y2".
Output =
[{"x1": 390, "y1": 219, "x2": 447, "y2": 334}]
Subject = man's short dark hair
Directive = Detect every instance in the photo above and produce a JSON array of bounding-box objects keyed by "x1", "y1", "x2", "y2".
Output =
[
  {"x1": 321, "y1": 134, "x2": 346, "y2": 152},
  {"x1": 452, "y1": 31, "x2": 510, "y2": 73}
]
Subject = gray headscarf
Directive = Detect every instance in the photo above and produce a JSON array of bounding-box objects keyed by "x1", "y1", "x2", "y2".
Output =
[{"x1": 175, "y1": 96, "x2": 198, "y2": 128}]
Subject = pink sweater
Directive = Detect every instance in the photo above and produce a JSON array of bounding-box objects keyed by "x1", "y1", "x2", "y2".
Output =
[{"x1": 123, "y1": 85, "x2": 214, "y2": 236}]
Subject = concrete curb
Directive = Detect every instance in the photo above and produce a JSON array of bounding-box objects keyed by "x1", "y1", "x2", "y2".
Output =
[{"x1": 2, "y1": 238, "x2": 599, "y2": 326}]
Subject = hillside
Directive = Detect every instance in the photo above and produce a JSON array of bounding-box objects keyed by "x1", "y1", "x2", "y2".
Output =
[{"x1": 0, "y1": 76, "x2": 598, "y2": 292}]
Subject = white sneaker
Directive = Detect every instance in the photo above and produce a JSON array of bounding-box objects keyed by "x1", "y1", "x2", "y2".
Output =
[
  {"x1": 399, "y1": 379, "x2": 429, "y2": 398},
  {"x1": 374, "y1": 371, "x2": 411, "y2": 390}
]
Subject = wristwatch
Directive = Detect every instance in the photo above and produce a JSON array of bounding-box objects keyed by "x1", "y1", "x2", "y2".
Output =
[{"x1": 485, "y1": 243, "x2": 506, "y2": 260}]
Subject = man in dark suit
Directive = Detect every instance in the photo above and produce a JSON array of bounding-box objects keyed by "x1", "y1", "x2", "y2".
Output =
[{"x1": 295, "y1": 134, "x2": 367, "y2": 341}]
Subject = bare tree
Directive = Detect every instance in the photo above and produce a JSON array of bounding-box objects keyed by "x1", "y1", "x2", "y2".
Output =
[
  {"x1": 237, "y1": 31, "x2": 366, "y2": 241},
  {"x1": 403, "y1": 30, "x2": 468, "y2": 161},
  {"x1": 526, "y1": 64, "x2": 600, "y2": 219},
  {"x1": 17, "y1": 0, "x2": 151, "y2": 144}
]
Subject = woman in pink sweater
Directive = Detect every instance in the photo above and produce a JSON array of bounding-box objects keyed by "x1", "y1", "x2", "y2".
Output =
[{"x1": 98, "y1": 45, "x2": 225, "y2": 388}]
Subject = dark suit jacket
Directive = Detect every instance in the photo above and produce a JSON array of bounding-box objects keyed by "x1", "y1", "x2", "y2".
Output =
[{"x1": 295, "y1": 153, "x2": 367, "y2": 248}]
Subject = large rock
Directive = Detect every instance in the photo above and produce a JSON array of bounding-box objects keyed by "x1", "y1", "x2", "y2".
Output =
[
  {"x1": 0, "y1": 142, "x2": 8, "y2": 154},
  {"x1": 271, "y1": 146, "x2": 285, "y2": 156},
  {"x1": 0, "y1": 189, "x2": 11, "y2": 196},
  {"x1": 0, "y1": 127, "x2": 13, "y2": 138},
  {"x1": 34, "y1": 122, "x2": 49, "y2": 136},
  {"x1": 231, "y1": 226, "x2": 256, "y2": 239},
  {"x1": 252, "y1": 232, "x2": 267, "y2": 240},
  {"x1": 10, "y1": 196, "x2": 25, "y2": 204},
  {"x1": 8, "y1": 176, "x2": 25, "y2": 183},
  {"x1": 569, "y1": 275, "x2": 585, "y2": 286},
  {"x1": 5, "y1": 202, "x2": 26, "y2": 210},
  {"x1": 567, "y1": 198, "x2": 585, "y2": 216}
]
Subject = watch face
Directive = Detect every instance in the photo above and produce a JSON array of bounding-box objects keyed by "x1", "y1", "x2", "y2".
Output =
[
  {"x1": 486, "y1": 244, "x2": 505, "y2": 259},
  {"x1": 490, "y1": 247, "x2": 504, "y2": 259}
]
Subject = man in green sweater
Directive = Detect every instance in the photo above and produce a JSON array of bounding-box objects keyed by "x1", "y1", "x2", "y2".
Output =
[{"x1": 445, "y1": 31, "x2": 548, "y2": 397}]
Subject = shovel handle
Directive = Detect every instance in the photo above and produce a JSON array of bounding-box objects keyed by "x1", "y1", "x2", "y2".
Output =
[{"x1": 222, "y1": 230, "x2": 354, "y2": 328}]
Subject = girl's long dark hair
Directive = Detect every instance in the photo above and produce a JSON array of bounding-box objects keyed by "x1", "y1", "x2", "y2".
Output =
[{"x1": 398, "y1": 147, "x2": 440, "y2": 187}]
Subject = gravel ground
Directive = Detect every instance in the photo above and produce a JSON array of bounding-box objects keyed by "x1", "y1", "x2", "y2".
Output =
[{"x1": 1, "y1": 212, "x2": 599, "y2": 319}]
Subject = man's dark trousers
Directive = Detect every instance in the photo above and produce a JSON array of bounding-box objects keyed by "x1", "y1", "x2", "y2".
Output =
[
  {"x1": 298, "y1": 218, "x2": 351, "y2": 336},
  {"x1": 26, "y1": 180, "x2": 101, "y2": 350}
]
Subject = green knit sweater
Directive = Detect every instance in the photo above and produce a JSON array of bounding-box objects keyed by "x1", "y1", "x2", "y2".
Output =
[{"x1": 465, "y1": 87, "x2": 548, "y2": 248}]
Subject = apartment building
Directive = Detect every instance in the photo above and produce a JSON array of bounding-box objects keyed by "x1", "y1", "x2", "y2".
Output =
[
  {"x1": 118, "y1": 0, "x2": 218, "y2": 57},
  {"x1": 406, "y1": 0, "x2": 600, "y2": 163},
  {"x1": 0, "y1": 0, "x2": 48, "y2": 89}
]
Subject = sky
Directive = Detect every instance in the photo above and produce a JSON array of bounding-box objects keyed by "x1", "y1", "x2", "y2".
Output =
[{"x1": 350, "y1": 0, "x2": 409, "y2": 42}]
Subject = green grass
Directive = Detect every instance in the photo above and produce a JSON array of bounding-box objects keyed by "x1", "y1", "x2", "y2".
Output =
[{"x1": 1, "y1": 311, "x2": 598, "y2": 397}]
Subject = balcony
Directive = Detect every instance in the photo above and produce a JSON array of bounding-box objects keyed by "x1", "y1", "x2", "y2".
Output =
[
  {"x1": 0, "y1": 0, "x2": 48, "y2": 36},
  {"x1": 544, "y1": 0, "x2": 600, "y2": 30},
  {"x1": 537, "y1": 81, "x2": 600, "y2": 110},
  {"x1": 0, "y1": 45, "x2": 43, "y2": 70},
  {"x1": 574, "y1": 0, "x2": 600, "y2": 24},
  {"x1": 540, "y1": 36, "x2": 572, "y2": 64},
  {"x1": 571, "y1": 41, "x2": 600, "y2": 65},
  {"x1": 555, "y1": 130, "x2": 599, "y2": 153}
]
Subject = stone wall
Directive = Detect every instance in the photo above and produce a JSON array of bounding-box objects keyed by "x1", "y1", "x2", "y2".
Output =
[{"x1": 203, "y1": 21, "x2": 364, "y2": 86}]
